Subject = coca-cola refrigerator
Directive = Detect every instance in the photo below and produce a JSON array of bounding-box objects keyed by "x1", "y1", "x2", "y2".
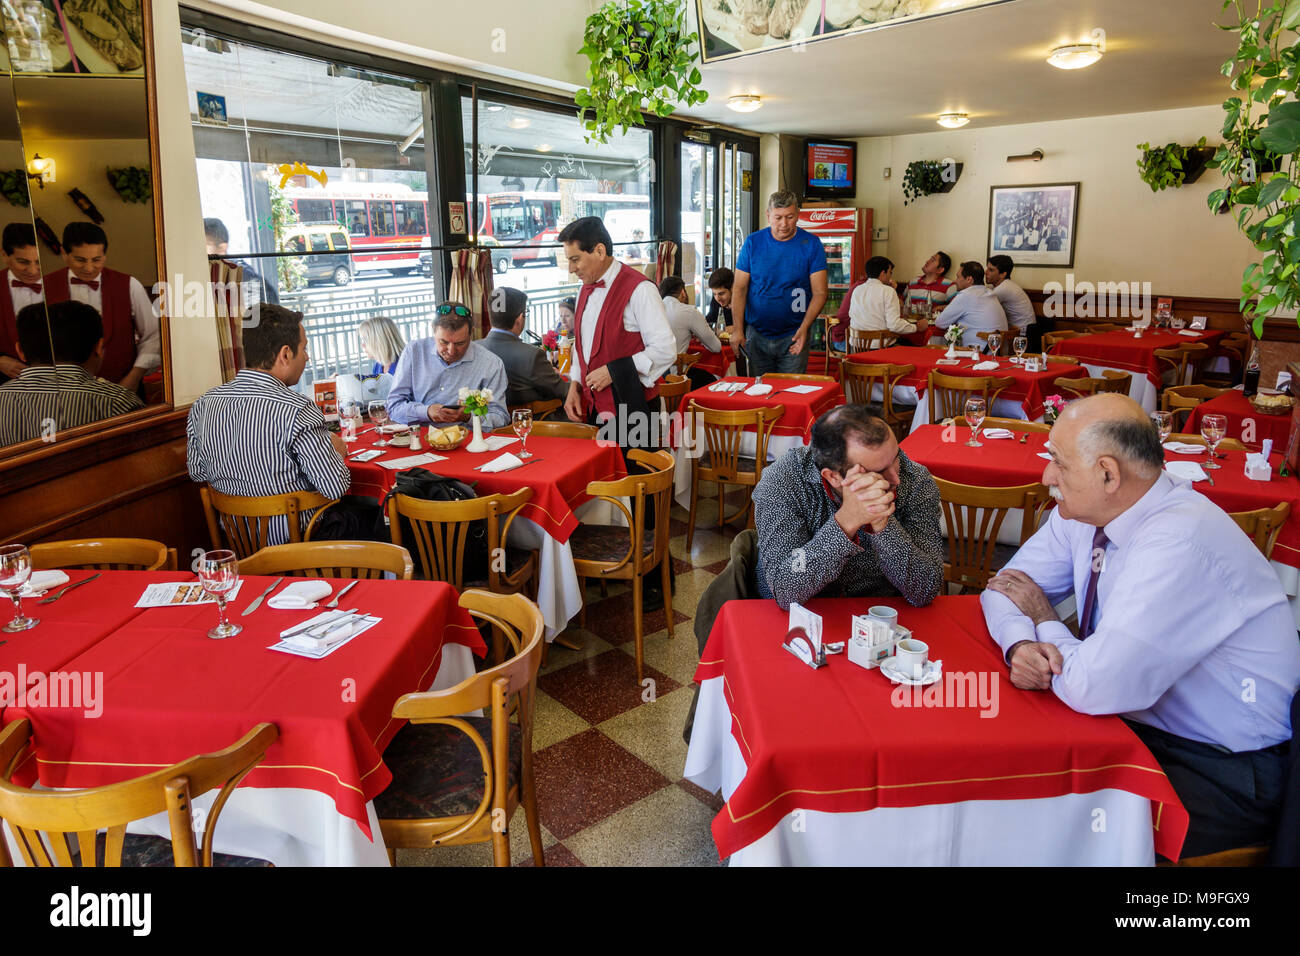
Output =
[{"x1": 798, "y1": 206, "x2": 873, "y2": 354}]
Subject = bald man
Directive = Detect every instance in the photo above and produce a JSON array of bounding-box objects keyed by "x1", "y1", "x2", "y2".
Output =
[{"x1": 981, "y1": 393, "x2": 1300, "y2": 859}]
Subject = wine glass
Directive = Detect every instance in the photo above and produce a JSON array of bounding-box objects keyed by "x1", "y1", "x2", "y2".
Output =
[
  {"x1": 0, "y1": 544, "x2": 38, "y2": 633},
  {"x1": 964, "y1": 397, "x2": 987, "y2": 447},
  {"x1": 1201, "y1": 413, "x2": 1227, "y2": 470},
  {"x1": 339, "y1": 401, "x2": 360, "y2": 442},
  {"x1": 512, "y1": 408, "x2": 534, "y2": 458},
  {"x1": 1013, "y1": 336, "x2": 1028, "y2": 365},
  {"x1": 368, "y1": 400, "x2": 389, "y2": 431},
  {"x1": 197, "y1": 550, "x2": 242, "y2": 640},
  {"x1": 986, "y1": 332, "x2": 1002, "y2": 359},
  {"x1": 1151, "y1": 410, "x2": 1173, "y2": 445}
]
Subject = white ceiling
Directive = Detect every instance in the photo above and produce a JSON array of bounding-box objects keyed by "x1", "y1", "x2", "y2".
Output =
[{"x1": 684, "y1": 0, "x2": 1239, "y2": 137}]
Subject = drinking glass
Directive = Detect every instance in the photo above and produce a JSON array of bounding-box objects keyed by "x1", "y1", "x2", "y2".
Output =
[
  {"x1": 0, "y1": 544, "x2": 38, "y2": 633},
  {"x1": 339, "y1": 402, "x2": 360, "y2": 442},
  {"x1": 1013, "y1": 336, "x2": 1028, "y2": 364},
  {"x1": 197, "y1": 550, "x2": 242, "y2": 639},
  {"x1": 368, "y1": 400, "x2": 389, "y2": 430},
  {"x1": 1151, "y1": 410, "x2": 1173, "y2": 444},
  {"x1": 985, "y1": 332, "x2": 1002, "y2": 358},
  {"x1": 1201, "y1": 413, "x2": 1227, "y2": 470},
  {"x1": 512, "y1": 408, "x2": 534, "y2": 458},
  {"x1": 964, "y1": 397, "x2": 987, "y2": 447}
]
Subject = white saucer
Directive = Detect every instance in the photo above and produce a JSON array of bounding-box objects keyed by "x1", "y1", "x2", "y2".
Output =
[{"x1": 880, "y1": 656, "x2": 942, "y2": 686}]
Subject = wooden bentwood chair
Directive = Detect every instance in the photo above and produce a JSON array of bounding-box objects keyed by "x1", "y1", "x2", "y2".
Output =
[
  {"x1": 375, "y1": 590, "x2": 545, "y2": 867},
  {"x1": 1161, "y1": 384, "x2": 1230, "y2": 431},
  {"x1": 0, "y1": 720, "x2": 278, "y2": 867},
  {"x1": 685, "y1": 403, "x2": 784, "y2": 550},
  {"x1": 507, "y1": 398, "x2": 563, "y2": 422},
  {"x1": 1229, "y1": 503, "x2": 1292, "y2": 561},
  {"x1": 840, "y1": 361, "x2": 916, "y2": 439},
  {"x1": 201, "y1": 486, "x2": 338, "y2": 559},
  {"x1": 1052, "y1": 370, "x2": 1133, "y2": 399},
  {"x1": 30, "y1": 538, "x2": 174, "y2": 572},
  {"x1": 927, "y1": 371, "x2": 1013, "y2": 425},
  {"x1": 239, "y1": 541, "x2": 414, "y2": 580},
  {"x1": 494, "y1": 421, "x2": 598, "y2": 440},
  {"x1": 932, "y1": 477, "x2": 1050, "y2": 593}
]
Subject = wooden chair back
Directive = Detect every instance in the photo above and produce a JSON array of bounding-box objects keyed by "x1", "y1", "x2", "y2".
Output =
[
  {"x1": 1154, "y1": 342, "x2": 1210, "y2": 385},
  {"x1": 517, "y1": 421, "x2": 597, "y2": 440},
  {"x1": 1053, "y1": 370, "x2": 1132, "y2": 398},
  {"x1": 30, "y1": 538, "x2": 173, "y2": 572},
  {"x1": 688, "y1": 402, "x2": 783, "y2": 484},
  {"x1": 674, "y1": 352, "x2": 702, "y2": 376},
  {"x1": 847, "y1": 329, "x2": 890, "y2": 353},
  {"x1": 507, "y1": 399, "x2": 562, "y2": 422},
  {"x1": 932, "y1": 478, "x2": 1048, "y2": 591},
  {"x1": 1021, "y1": 353, "x2": 1079, "y2": 365},
  {"x1": 927, "y1": 372, "x2": 1013, "y2": 423},
  {"x1": 239, "y1": 541, "x2": 414, "y2": 580},
  {"x1": 763, "y1": 373, "x2": 837, "y2": 384},
  {"x1": 580, "y1": 449, "x2": 677, "y2": 578},
  {"x1": 840, "y1": 362, "x2": 915, "y2": 415},
  {"x1": 1042, "y1": 331, "x2": 1080, "y2": 352},
  {"x1": 0, "y1": 720, "x2": 276, "y2": 867},
  {"x1": 657, "y1": 373, "x2": 691, "y2": 407},
  {"x1": 1167, "y1": 432, "x2": 1246, "y2": 451},
  {"x1": 951, "y1": 416, "x2": 1050, "y2": 434},
  {"x1": 1161, "y1": 384, "x2": 1229, "y2": 431},
  {"x1": 1229, "y1": 503, "x2": 1292, "y2": 560},
  {"x1": 388, "y1": 487, "x2": 532, "y2": 589},
  {"x1": 201, "y1": 486, "x2": 337, "y2": 558}
]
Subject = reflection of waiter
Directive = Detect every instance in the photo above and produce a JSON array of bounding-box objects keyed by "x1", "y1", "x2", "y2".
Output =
[
  {"x1": 0, "y1": 223, "x2": 44, "y2": 381},
  {"x1": 43, "y1": 221, "x2": 159, "y2": 393}
]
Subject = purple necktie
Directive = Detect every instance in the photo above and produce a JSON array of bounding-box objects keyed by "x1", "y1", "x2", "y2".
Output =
[{"x1": 1077, "y1": 526, "x2": 1109, "y2": 639}]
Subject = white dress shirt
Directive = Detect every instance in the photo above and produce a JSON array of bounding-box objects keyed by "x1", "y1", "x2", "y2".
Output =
[
  {"x1": 848, "y1": 277, "x2": 919, "y2": 346},
  {"x1": 992, "y1": 279, "x2": 1036, "y2": 332},
  {"x1": 663, "y1": 295, "x2": 721, "y2": 354},
  {"x1": 933, "y1": 284, "x2": 1007, "y2": 349},
  {"x1": 64, "y1": 269, "x2": 161, "y2": 370},
  {"x1": 6, "y1": 271, "x2": 43, "y2": 315},
  {"x1": 569, "y1": 259, "x2": 676, "y2": 388},
  {"x1": 981, "y1": 473, "x2": 1300, "y2": 752}
]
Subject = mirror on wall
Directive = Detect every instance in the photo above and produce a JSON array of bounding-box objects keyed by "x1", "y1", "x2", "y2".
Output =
[{"x1": 0, "y1": 0, "x2": 164, "y2": 452}]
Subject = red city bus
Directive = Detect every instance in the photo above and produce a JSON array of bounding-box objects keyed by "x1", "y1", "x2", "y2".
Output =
[
  {"x1": 474, "y1": 192, "x2": 561, "y2": 270},
  {"x1": 284, "y1": 183, "x2": 429, "y2": 275}
]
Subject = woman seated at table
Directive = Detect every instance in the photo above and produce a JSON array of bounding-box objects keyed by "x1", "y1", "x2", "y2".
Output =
[
  {"x1": 556, "y1": 297, "x2": 576, "y2": 335},
  {"x1": 339, "y1": 315, "x2": 407, "y2": 405},
  {"x1": 848, "y1": 255, "x2": 929, "y2": 349}
]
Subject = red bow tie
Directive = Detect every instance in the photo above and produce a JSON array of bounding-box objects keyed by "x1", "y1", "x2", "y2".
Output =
[
  {"x1": 71, "y1": 276, "x2": 100, "y2": 291},
  {"x1": 10, "y1": 279, "x2": 41, "y2": 293},
  {"x1": 582, "y1": 279, "x2": 606, "y2": 291}
]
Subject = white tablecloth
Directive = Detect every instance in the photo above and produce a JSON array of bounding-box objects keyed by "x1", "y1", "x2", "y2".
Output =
[{"x1": 684, "y1": 676, "x2": 1157, "y2": 866}]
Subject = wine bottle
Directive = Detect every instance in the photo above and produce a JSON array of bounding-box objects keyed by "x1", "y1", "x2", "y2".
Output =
[{"x1": 1243, "y1": 341, "x2": 1262, "y2": 397}]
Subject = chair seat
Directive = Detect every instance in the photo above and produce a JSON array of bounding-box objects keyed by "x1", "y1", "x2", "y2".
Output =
[
  {"x1": 375, "y1": 717, "x2": 522, "y2": 820},
  {"x1": 569, "y1": 523, "x2": 656, "y2": 565},
  {"x1": 462, "y1": 547, "x2": 536, "y2": 589},
  {"x1": 95, "y1": 832, "x2": 273, "y2": 867},
  {"x1": 697, "y1": 452, "x2": 767, "y2": 478}
]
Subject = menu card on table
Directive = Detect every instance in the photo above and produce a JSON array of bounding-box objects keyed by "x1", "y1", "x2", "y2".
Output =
[{"x1": 135, "y1": 582, "x2": 245, "y2": 607}]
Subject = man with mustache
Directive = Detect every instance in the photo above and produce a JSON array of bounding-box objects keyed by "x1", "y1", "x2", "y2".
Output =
[{"x1": 982, "y1": 393, "x2": 1300, "y2": 859}]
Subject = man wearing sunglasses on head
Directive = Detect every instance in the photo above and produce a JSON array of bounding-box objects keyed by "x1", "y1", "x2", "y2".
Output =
[{"x1": 386, "y1": 301, "x2": 509, "y2": 430}]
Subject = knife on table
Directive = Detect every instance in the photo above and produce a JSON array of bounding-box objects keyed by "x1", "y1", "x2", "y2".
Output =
[{"x1": 242, "y1": 577, "x2": 285, "y2": 616}]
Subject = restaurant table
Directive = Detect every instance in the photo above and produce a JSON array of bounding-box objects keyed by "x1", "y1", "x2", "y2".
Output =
[
  {"x1": 844, "y1": 346, "x2": 1088, "y2": 432},
  {"x1": 347, "y1": 431, "x2": 627, "y2": 640},
  {"x1": 687, "y1": 341, "x2": 736, "y2": 378},
  {"x1": 684, "y1": 597, "x2": 1187, "y2": 865},
  {"x1": 670, "y1": 375, "x2": 846, "y2": 506},
  {"x1": 3, "y1": 572, "x2": 485, "y2": 867},
  {"x1": 1187, "y1": 388, "x2": 1296, "y2": 452},
  {"x1": 1052, "y1": 329, "x2": 1226, "y2": 412}
]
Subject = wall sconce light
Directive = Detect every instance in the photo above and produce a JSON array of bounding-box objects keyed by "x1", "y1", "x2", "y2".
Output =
[
  {"x1": 1006, "y1": 149, "x2": 1045, "y2": 162},
  {"x1": 26, "y1": 153, "x2": 55, "y2": 188}
]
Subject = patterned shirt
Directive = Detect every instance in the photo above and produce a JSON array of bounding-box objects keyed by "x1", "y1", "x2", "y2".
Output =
[
  {"x1": 0, "y1": 364, "x2": 143, "y2": 445},
  {"x1": 752, "y1": 444, "x2": 944, "y2": 610},
  {"x1": 904, "y1": 275, "x2": 957, "y2": 312},
  {"x1": 386, "y1": 338, "x2": 509, "y2": 429}
]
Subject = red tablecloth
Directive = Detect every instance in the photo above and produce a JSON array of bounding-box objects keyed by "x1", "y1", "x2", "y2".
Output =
[
  {"x1": 847, "y1": 346, "x2": 1088, "y2": 421},
  {"x1": 1054, "y1": 329, "x2": 1226, "y2": 387},
  {"x1": 687, "y1": 342, "x2": 736, "y2": 378},
  {"x1": 677, "y1": 376, "x2": 845, "y2": 442},
  {"x1": 1187, "y1": 389, "x2": 1297, "y2": 452},
  {"x1": 695, "y1": 597, "x2": 1188, "y2": 861},
  {"x1": 902, "y1": 424, "x2": 1300, "y2": 568},
  {"x1": 347, "y1": 433, "x2": 627, "y2": 543},
  {"x1": 8, "y1": 574, "x2": 484, "y2": 839}
]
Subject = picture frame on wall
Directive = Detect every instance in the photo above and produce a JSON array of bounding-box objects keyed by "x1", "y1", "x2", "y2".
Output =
[{"x1": 987, "y1": 182, "x2": 1080, "y2": 268}]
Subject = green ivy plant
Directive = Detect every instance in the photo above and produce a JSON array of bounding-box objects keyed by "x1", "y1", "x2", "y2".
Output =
[
  {"x1": 1208, "y1": 0, "x2": 1300, "y2": 335},
  {"x1": 1136, "y1": 137, "x2": 1210, "y2": 191},
  {"x1": 0, "y1": 168, "x2": 29, "y2": 207},
  {"x1": 106, "y1": 165, "x2": 152, "y2": 204},
  {"x1": 575, "y1": 0, "x2": 708, "y2": 145},
  {"x1": 902, "y1": 161, "x2": 947, "y2": 205}
]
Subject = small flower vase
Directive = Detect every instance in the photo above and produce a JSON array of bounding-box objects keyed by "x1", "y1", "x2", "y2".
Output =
[
  {"x1": 945, "y1": 341, "x2": 957, "y2": 359},
  {"x1": 466, "y1": 413, "x2": 490, "y2": 453}
]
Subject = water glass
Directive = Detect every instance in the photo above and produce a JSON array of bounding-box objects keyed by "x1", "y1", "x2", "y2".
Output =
[
  {"x1": 986, "y1": 332, "x2": 1002, "y2": 357},
  {"x1": 197, "y1": 550, "x2": 242, "y2": 640},
  {"x1": 964, "y1": 397, "x2": 987, "y2": 447},
  {"x1": 368, "y1": 400, "x2": 389, "y2": 429},
  {"x1": 0, "y1": 544, "x2": 38, "y2": 633},
  {"x1": 512, "y1": 408, "x2": 534, "y2": 458},
  {"x1": 1201, "y1": 413, "x2": 1227, "y2": 470},
  {"x1": 1013, "y1": 336, "x2": 1028, "y2": 364},
  {"x1": 1151, "y1": 410, "x2": 1173, "y2": 444}
]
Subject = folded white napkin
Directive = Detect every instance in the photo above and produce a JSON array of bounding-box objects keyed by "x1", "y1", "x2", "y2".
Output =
[
  {"x1": 1178, "y1": 329, "x2": 1202, "y2": 337},
  {"x1": 708, "y1": 381, "x2": 745, "y2": 393},
  {"x1": 781, "y1": 384, "x2": 823, "y2": 394},
  {"x1": 482, "y1": 435, "x2": 518, "y2": 451},
  {"x1": 1165, "y1": 460, "x2": 1209, "y2": 482},
  {"x1": 744, "y1": 383, "x2": 773, "y2": 396},
  {"x1": 19, "y1": 569, "x2": 69, "y2": 596},
  {"x1": 378, "y1": 452, "x2": 448, "y2": 470},
  {"x1": 267, "y1": 580, "x2": 332, "y2": 609},
  {"x1": 1163, "y1": 441, "x2": 1205, "y2": 455},
  {"x1": 478, "y1": 452, "x2": 524, "y2": 473},
  {"x1": 981, "y1": 428, "x2": 1015, "y2": 439},
  {"x1": 971, "y1": 361, "x2": 1001, "y2": 371},
  {"x1": 1036, "y1": 451, "x2": 1053, "y2": 461}
]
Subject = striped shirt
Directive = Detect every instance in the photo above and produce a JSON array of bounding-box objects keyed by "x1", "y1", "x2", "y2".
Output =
[
  {"x1": 187, "y1": 369, "x2": 350, "y2": 544},
  {"x1": 0, "y1": 364, "x2": 143, "y2": 445},
  {"x1": 904, "y1": 275, "x2": 957, "y2": 312},
  {"x1": 386, "y1": 338, "x2": 509, "y2": 429}
]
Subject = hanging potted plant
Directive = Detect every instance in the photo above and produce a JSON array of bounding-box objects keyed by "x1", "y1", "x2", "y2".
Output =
[
  {"x1": 575, "y1": 0, "x2": 708, "y2": 145},
  {"x1": 1136, "y1": 137, "x2": 1216, "y2": 191},
  {"x1": 1208, "y1": 0, "x2": 1300, "y2": 336},
  {"x1": 901, "y1": 159, "x2": 963, "y2": 205}
]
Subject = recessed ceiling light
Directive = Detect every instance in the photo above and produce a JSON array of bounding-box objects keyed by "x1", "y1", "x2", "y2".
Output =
[
  {"x1": 486, "y1": 104, "x2": 504, "y2": 112},
  {"x1": 507, "y1": 115, "x2": 531, "y2": 129},
  {"x1": 727, "y1": 94, "x2": 763, "y2": 113},
  {"x1": 1047, "y1": 42, "x2": 1103, "y2": 70},
  {"x1": 537, "y1": 144, "x2": 552, "y2": 152},
  {"x1": 938, "y1": 112, "x2": 970, "y2": 129}
]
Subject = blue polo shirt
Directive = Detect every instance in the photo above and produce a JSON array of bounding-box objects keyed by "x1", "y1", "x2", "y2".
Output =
[{"x1": 736, "y1": 227, "x2": 827, "y2": 337}]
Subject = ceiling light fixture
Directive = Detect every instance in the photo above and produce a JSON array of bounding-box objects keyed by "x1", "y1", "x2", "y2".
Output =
[
  {"x1": 486, "y1": 104, "x2": 505, "y2": 112},
  {"x1": 537, "y1": 144, "x2": 552, "y2": 152},
  {"x1": 727, "y1": 94, "x2": 763, "y2": 113},
  {"x1": 1047, "y1": 42, "x2": 1103, "y2": 70},
  {"x1": 507, "y1": 115, "x2": 531, "y2": 129},
  {"x1": 937, "y1": 112, "x2": 969, "y2": 129}
]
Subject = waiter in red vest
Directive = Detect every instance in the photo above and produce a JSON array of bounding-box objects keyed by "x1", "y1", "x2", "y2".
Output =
[
  {"x1": 0, "y1": 222, "x2": 45, "y2": 381},
  {"x1": 43, "y1": 221, "x2": 160, "y2": 393}
]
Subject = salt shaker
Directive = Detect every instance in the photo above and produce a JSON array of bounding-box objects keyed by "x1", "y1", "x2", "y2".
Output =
[{"x1": 409, "y1": 428, "x2": 422, "y2": 451}]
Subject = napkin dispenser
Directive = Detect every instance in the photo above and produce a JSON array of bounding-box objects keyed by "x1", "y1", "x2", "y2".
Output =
[
  {"x1": 847, "y1": 616, "x2": 897, "y2": 670},
  {"x1": 783, "y1": 603, "x2": 826, "y2": 669},
  {"x1": 1245, "y1": 439, "x2": 1274, "y2": 481}
]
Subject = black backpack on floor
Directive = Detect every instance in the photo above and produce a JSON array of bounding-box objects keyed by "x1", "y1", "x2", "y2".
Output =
[{"x1": 382, "y1": 468, "x2": 489, "y2": 582}]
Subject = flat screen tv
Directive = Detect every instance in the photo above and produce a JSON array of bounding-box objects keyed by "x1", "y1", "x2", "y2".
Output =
[{"x1": 804, "y1": 138, "x2": 856, "y2": 200}]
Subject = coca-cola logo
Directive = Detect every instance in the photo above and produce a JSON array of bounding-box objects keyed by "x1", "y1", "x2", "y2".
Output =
[{"x1": 807, "y1": 211, "x2": 840, "y2": 221}]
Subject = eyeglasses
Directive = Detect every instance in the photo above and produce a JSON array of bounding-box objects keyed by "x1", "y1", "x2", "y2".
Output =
[{"x1": 436, "y1": 304, "x2": 472, "y2": 318}]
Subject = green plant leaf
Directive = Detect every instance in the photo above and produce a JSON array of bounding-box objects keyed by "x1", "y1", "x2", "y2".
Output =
[
  {"x1": 1260, "y1": 100, "x2": 1300, "y2": 152},
  {"x1": 1259, "y1": 175, "x2": 1292, "y2": 205}
]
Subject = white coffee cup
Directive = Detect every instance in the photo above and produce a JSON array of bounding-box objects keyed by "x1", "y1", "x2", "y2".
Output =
[
  {"x1": 895, "y1": 638, "x2": 929, "y2": 680},
  {"x1": 868, "y1": 606, "x2": 898, "y2": 629}
]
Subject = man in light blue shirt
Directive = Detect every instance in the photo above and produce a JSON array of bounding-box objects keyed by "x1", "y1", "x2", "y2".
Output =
[
  {"x1": 386, "y1": 302, "x2": 509, "y2": 430},
  {"x1": 982, "y1": 393, "x2": 1300, "y2": 858},
  {"x1": 932, "y1": 261, "x2": 1007, "y2": 349}
]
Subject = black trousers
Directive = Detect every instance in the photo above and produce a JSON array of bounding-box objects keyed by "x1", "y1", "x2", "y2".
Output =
[
  {"x1": 686, "y1": 366, "x2": 717, "y2": 391},
  {"x1": 1126, "y1": 719, "x2": 1290, "y2": 858}
]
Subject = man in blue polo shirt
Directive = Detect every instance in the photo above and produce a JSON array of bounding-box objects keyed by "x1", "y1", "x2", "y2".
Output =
[{"x1": 730, "y1": 190, "x2": 828, "y2": 375}]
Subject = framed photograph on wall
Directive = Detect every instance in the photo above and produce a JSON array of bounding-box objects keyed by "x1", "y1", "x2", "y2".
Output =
[{"x1": 987, "y1": 182, "x2": 1080, "y2": 267}]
